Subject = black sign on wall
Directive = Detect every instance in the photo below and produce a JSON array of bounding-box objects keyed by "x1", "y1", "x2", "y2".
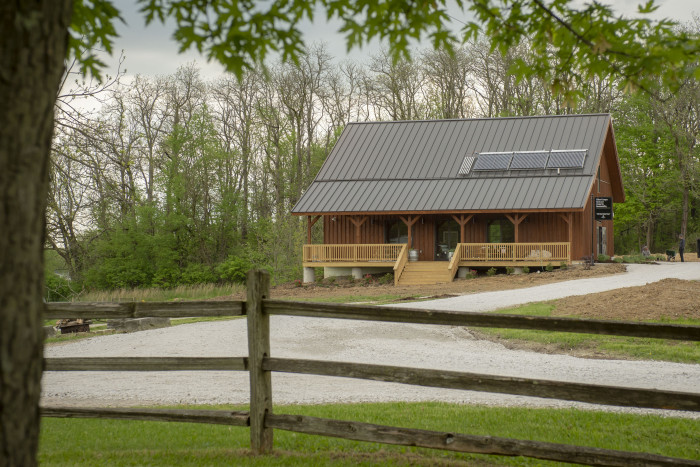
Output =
[{"x1": 595, "y1": 196, "x2": 613, "y2": 221}]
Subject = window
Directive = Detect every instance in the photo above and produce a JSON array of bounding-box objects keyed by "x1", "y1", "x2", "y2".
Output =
[
  {"x1": 386, "y1": 221, "x2": 408, "y2": 244},
  {"x1": 487, "y1": 218, "x2": 514, "y2": 243}
]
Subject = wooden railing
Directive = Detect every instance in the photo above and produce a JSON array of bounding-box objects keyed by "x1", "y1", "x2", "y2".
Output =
[
  {"x1": 458, "y1": 242, "x2": 570, "y2": 264},
  {"x1": 42, "y1": 270, "x2": 700, "y2": 466},
  {"x1": 303, "y1": 243, "x2": 405, "y2": 263},
  {"x1": 447, "y1": 243, "x2": 463, "y2": 281},
  {"x1": 393, "y1": 244, "x2": 409, "y2": 286}
]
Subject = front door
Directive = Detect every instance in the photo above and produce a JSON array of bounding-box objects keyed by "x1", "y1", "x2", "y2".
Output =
[{"x1": 435, "y1": 219, "x2": 459, "y2": 261}]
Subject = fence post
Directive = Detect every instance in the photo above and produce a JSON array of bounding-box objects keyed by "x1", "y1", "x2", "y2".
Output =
[{"x1": 247, "y1": 269, "x2": 273, "y2": 454}]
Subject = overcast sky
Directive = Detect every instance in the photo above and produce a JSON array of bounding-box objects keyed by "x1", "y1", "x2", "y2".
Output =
[{"x1": 103, "y1": 0, "x2": 698, "y2": 81}]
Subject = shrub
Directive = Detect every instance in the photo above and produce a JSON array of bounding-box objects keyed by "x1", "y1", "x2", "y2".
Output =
[
  {"x1": 378, "y1": 273, "x2": 394, "y2": 285},
  {"x1": 363, "y1": 273, "x2": 375, "y2": 285},
  {"x1": 45, "y1": 272, "x2": 76, "y2": 302},
  {"x1": 325, "y1": 276, "x2": 336, "y2": 284},
  {"x1": 215, "y1": 256, "x2": 253, "y2": 284},
  {"x1": 545, "y1": 263, "x2": 554, "y2": 272},
  {"x1": 180, "y1": 263, "x2": 217, "y2": 285},
  {"x1": 505, "y1": 266, "x2": 514, "y2": 275},
  {"x1": 559, "y1": 261, "x2": 568, "y2": 270},
  {"x1": 613, "y1": 256, "x2": 624, "y2": 263},
  {"x1": 597, "y1": 254, "x2": 610, "y2": 262},
  {"x1": 486, "y1": 267, "x2": 497, "y2": 276},
  {"x1": 293, "y1": 279, "x2": 302, "y2": 287},
  {"x1": 522, "y1": 266, "x2": 530, "y2": 273}
]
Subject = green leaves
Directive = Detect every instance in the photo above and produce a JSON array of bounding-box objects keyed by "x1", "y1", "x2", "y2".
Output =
[{"x1": 68, "y1": 0, "x2": 123, "y2": 80}]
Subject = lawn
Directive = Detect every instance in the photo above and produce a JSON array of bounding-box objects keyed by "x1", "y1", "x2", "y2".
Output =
[
  {"x1": 478, "y1": 303, "x2": 700, "y2": 364},
  {"x1": 40, "y1": 402, "x2": 700, "y2": 466}
]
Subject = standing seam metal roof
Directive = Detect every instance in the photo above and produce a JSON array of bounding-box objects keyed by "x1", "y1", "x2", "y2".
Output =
[{"x1": 293, "y1": 114, "x2": 614, "y2": 214}]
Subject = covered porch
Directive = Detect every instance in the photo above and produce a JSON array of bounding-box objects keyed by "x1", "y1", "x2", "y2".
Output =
[
  {"x1": 302, "y1": 211, "x2": 575, "y2": 285},
  {"x1": 303, "y1": 241, "x2": 571, "y2": 285}
]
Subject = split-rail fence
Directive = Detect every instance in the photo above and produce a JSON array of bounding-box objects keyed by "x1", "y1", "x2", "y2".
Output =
[{"x1": 43, "y1": 270, "x2": 700, "y2": 466}]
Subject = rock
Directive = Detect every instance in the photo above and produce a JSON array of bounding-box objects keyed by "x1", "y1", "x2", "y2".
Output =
[
  {"x1": 44, "y1": 326, "x2": 58, "y2": 338},
  {"x1": 107, "y1": 318, "x2": 171, "y2": 333}
]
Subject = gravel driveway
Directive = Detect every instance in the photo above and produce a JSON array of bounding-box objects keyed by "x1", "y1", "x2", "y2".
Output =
[{"x1": 42, "y1": 263, "x2": 700, "y2": 417}]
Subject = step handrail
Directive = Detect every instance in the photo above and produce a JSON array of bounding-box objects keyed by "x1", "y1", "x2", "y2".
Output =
[
  {"x1": 393, "y1": 244, "x2": 409, "y2": 286},
  {"x1": 447, "y1": 243, "x2": 463, "y2": 280}
]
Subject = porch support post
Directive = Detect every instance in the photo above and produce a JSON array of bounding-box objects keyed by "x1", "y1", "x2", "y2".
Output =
[
  {"x1": 348, "y1": 215, "x2": 368, "y2": 244},
  {"x1": 451, "y1": 214, "x2": 474, "y2": 242},
  {"x1": 306, "y1": 215, "x2": 321, "y2": 244},
  {"x1": 399, "y1": 215, "x2": 420, "y2": 249},
  {"x1": 505, "y1": 213, "x2": 528, "y2": 243},
  {"x1": 559, "y1": 213, "x2": 573, "y2": 262}
]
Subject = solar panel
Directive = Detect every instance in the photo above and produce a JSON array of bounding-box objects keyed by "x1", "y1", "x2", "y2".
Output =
[
  {"x1": 547, "y1": 150, "x2": 586, "y2": 169},
  {"x1": 458, "y1": 155, "x2": 476, "y2": 175},
  {"x1": 510, "y1": 151, "x2": 549, "y2": 170},
  {"x1": 472, "y1": 152, "x2": 512, "y2": 171}
]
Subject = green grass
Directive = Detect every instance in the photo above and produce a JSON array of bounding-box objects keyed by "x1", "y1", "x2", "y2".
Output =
[
  {"x1": 482, "y1": 304, "x2": 700, "y2": 363},
  {"x1": 39, "y1": 402, "x2": 700, "y2": 466},
  {"x1": 76, "y1": 283, "x2": 243, "y2": 302}
]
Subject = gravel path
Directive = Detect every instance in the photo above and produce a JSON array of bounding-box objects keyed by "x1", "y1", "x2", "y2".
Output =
[
  {"x1": 392, "y1": 262, "x2": 700, "y2": 312},
  {"x1": 42, "y1": 263, "x2": 700, "y2": 417}
]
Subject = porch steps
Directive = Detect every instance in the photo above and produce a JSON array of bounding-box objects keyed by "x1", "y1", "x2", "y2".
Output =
[{"x1": 397, "y1": 261, "x2": 453, "y2": 286}]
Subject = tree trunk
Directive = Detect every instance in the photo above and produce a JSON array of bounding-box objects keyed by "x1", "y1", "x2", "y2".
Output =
[{"x1": 0, "y1": 2, "x2": 72, "y2": 465}]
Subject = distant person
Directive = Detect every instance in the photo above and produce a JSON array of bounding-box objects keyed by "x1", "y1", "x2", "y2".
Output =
[
  {"x1": 679, "y1": 235, "x2": 685, "y2": 262},
  {"x1": 642, "y1": 245, "x2": 650, "y2": 257}
]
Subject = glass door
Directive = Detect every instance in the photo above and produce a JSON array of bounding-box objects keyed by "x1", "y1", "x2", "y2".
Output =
[{"x1": 435, "y1": 219, "x2": 459, "y2": 261}]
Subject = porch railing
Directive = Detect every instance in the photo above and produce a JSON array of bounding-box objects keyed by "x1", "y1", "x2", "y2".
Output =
[
  {"x1": 303, "y1": 244, "x2": 405, "y2": 263},
  {"x1": 458, "y1": 242, "x2": 570, "y2": 263}
]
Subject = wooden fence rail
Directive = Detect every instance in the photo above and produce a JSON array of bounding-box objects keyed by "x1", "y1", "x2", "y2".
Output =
[{"x1": 41, "y1": 269, "x2": 700, "y2": 466}]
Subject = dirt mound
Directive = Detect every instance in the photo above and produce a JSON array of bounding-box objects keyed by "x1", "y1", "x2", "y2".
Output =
[{"x1": 553, "y1": 278, "x2": 700, "y2": 321}]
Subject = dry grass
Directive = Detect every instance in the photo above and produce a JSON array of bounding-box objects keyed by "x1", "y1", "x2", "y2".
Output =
[{"x1": 76, "y1": 283, "x2": 244, "y2": 303}]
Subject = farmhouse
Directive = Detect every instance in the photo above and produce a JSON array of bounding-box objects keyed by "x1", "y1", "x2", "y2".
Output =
[{"x1": 292, "y1": 114, "x2": 624, "y2": 285}]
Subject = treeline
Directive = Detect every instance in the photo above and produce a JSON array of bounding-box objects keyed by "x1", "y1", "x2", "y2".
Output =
[{"x1": 47, "y1": 38, "x2": 699, "y2": 292}]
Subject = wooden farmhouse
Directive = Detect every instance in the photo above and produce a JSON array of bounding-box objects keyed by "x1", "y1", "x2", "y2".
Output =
[{"x1": 292, "y1": 114, "x2": 625, "y2": 285}]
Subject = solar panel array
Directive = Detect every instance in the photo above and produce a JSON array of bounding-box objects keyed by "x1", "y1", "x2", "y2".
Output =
[
  {"x1": 460, "y1": 149, "x2": 586, "y2": 174},
  {"x1": 472, "y1": 152, "x2": 512, "y2": 171},
  {"x1": 546, "y1": 150, "x2": 586, "y2": 169},
  {"x1": 510, "y1": 151, "x2": 549, "y2": 170}
]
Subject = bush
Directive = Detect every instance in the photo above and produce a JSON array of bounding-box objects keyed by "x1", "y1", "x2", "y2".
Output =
[
  {"x1": 215, "y1": 256, "x2": 253, "y2": 284},
  {"x1": 613, "y1": 256, "x2": 624, "y2": 263},
  {"x1": 559, "y1": 261, "x2": 568, "y2": 270},
  {"x1": 180, "y1": 263, "x2": 217, "y2": 285},
  {"x1": 44, "y1": 272, "x2": 76, "y2": 302},
  {"x1": 378, "y1": 273, "x2": 394, "y2": 285},
  {"x1": 522, "y1": 266, "x2": 530, "y2": 274},
  {"x1": 325, "y1": 276, "x2": 336, "y2": 284},
  {"x1": 597, "y1": 254, "x2": 610, "y2": 262},
  {"x1": 505, "y1": 266, "x2": 514, "y2": 275},
  {"x1": 545, "y1": 263, "x2": 554, "y2": 272},
  {"x1": 486, "y1": 267, "x2": 497, "y2": 276}
]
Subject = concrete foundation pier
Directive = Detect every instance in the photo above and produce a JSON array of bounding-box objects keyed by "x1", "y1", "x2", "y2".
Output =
[
  {"x1": 303, "y1": 267, "x2": 315, "y2": 283},
  {"x1": 352, "y1": 267, "x2": 363, "y2": 280}
]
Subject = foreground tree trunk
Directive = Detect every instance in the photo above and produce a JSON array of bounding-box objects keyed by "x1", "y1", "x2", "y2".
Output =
[{"x1": 0, "y1": 2, "x2": 72, "y2": 465}]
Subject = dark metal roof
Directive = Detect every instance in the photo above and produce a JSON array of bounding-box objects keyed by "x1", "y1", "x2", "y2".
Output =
[{"x1": 293, "y1": 114, "x2": 613, "y2": 214}]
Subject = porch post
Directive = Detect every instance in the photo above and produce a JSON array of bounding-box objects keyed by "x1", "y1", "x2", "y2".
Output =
[
  {"x1": 451, "y1": 214, "x2": 474, "y2": 242},
  {"x1": 307, "y1": 215, "x2": 321, "y2": 244},
  {"x1": 505, "y1": 213, "x2": 528, "y2": 242},
  {"x1": 348, "y1": 215, "x2": 368, "y2": 244},
  {"x1": 399, "y1": 215, "x2": 420, "y2": 249},
  {"x1": 559, "y1": 213, "x2": 573, "y2": 262}
]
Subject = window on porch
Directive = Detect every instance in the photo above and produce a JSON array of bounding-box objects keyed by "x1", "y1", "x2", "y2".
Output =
[
  {"x1": 386, "y1": 221, "x2": 408, "y2": 244},
  {"x1": 487, "y1": 218, "x2": 515, "y2": 243}
]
